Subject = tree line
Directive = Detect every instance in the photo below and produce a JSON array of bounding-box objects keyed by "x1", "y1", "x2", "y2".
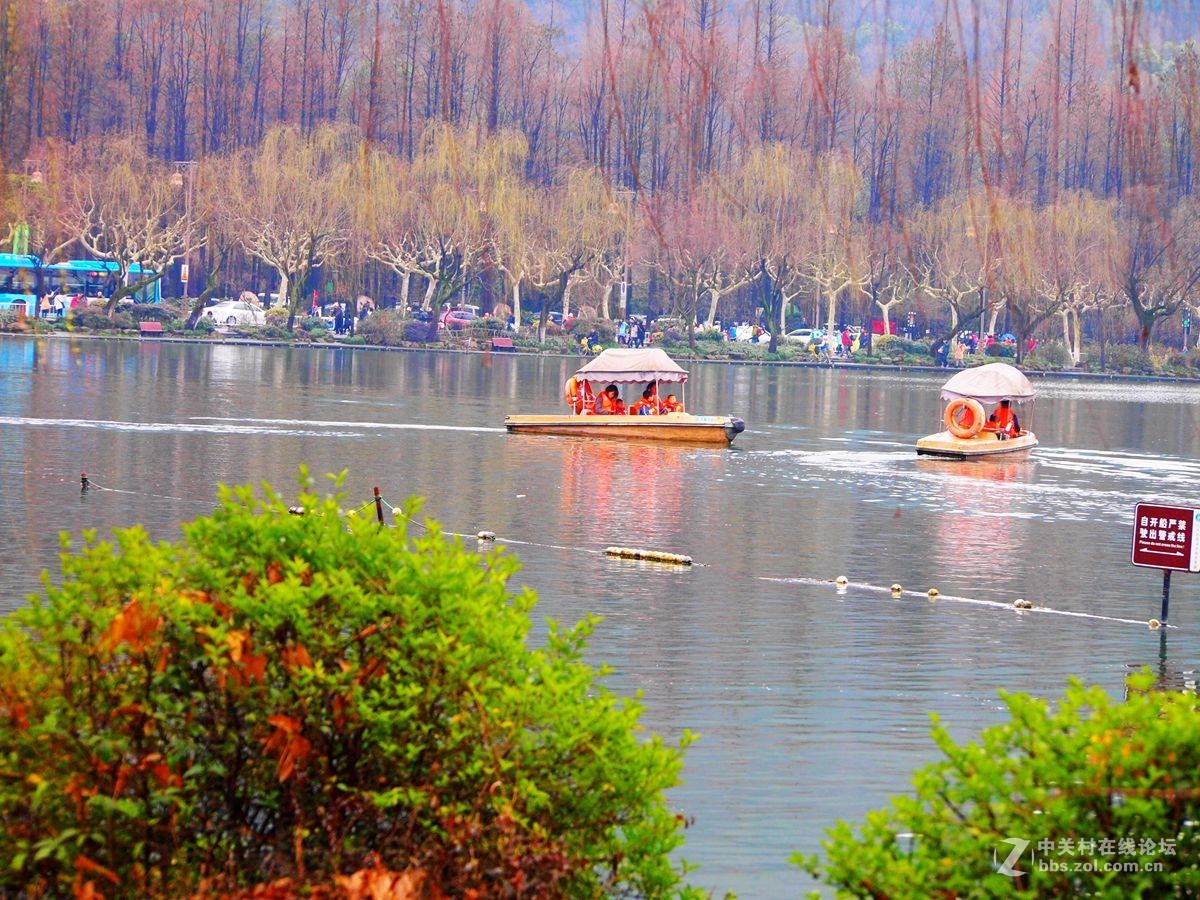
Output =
[{"x1": 3, "y1": 0, "x2": 1200, "y2": 358}]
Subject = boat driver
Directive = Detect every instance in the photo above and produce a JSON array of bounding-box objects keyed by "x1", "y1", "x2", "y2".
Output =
[{"x1": 985, "y1": 399, "x2": 1020, "y2": 439}]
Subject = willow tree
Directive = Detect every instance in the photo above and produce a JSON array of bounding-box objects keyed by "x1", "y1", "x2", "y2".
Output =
[
  {"x1": 652, "y1": 185, "x2": 754, "y2": 348},
  {"x1": 731, "y1": 144, "x2": 813, "y2": 353},
  {"x1": 1112, "y1": 189, "x2": 1200, "y2": 348},
  {"x1": 1037, "y1": 192, "x2": 1116, "y2": 365},
  {"x1": 71, "y1": 138, "x2": 196, "y2": 317},
  {"x1": 807, "y1": 154, "x2": 867, "y2": 337},
  {"x1": 403, "y1": 125, "x2": 522, "y2": 313},
  {"x1": 908, "y1": 197, "x2": 1001, "y2": 342},
  {"x1": 0, "y1": 143, "x2": 79, "y2": 306},
  {"x1": 222, "y1": 126, "x2": 352, "y2": 329},
  {"x1": 528, "y1": 166, "x2": 612, "y2": 342},
  {"x1": 354, "y1": 145, "x2": 420, "y2": 310},
  {"x1": 487, "y1": 175, "x2": 541, "y2": 324}
]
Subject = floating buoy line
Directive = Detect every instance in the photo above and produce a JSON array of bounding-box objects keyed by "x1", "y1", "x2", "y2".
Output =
[
  {"x1": 759, "y1": 576, "x2": 1171, "y2": 629},
  {"x1": 76, "y1": 476, "x2": 1165, "y2": 627}
]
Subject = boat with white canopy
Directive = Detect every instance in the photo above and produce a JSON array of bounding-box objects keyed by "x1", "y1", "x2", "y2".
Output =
[
  {"x1": 504, "y1": 347, "x2": 746, "y2": 445},
  {"x1": 916, "y1": 362, "x2": 1038, "y2": 459}
]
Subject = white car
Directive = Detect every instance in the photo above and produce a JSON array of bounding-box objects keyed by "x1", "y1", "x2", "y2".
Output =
[
  {"x1": 201, "y1": 300, "x2": 266, "y2": 327},
  {"x1": 783, "y1": 328, "x2": 823, "y2": 345}
]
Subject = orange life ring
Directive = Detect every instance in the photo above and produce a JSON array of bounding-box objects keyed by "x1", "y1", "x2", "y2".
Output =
[
  {"x1": 565, "y1": 376, "x2": 578, "y2": 407},
  {"x1": 944, "y1": 397, "x2": 985, "y2": 439}
]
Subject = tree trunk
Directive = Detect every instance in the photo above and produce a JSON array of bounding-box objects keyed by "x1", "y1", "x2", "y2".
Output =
[
  {"x1": 705, "y1": 288, "x2": 719, "y2": 326},
  {"x1": 511, "y1": 280, "x2": 521, "y2": 324}
]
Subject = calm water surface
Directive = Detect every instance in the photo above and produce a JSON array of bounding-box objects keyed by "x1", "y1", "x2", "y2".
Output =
[{"x1": 1, "y1": 335, "x2": 1198, "y2": 896}]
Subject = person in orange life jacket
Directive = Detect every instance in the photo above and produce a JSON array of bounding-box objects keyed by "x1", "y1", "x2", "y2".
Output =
[
  {"x1": 661, "y1": 393, "x2": 683, "y2": 413},
  {"x1": 595, "y1": 384, "x2": 622, "y2": 414},
  {"x1": 630, "y1": 389, "x2": 658, "y2": 415},
  {"x1": 644, "y1": 382, "x2": 665, "y2": 413},
  {"x1": 985, "y1": 399, "x2": 1019, "y2": 439}
]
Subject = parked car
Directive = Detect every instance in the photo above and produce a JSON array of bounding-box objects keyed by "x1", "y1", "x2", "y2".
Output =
[
  {"x1": 439, "y1": 308, "x2": 480, "y2": 330},
  {"x1": 201, "y1": 300, "x2": 266, "y2": 326},
  {"x1": 784, "y1": 327, "x2": 824, "y2": 346}
]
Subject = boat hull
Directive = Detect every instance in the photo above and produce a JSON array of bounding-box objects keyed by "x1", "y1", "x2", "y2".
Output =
[
  {"x1": 915, "y1": 429, "x2": 1038, "y2": 460},
  {"x1": 504, "y1": 413, "x2": 745, "y2": 446}
]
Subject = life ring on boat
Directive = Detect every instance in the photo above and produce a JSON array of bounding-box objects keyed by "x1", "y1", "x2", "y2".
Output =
[{"x1": 944, "y1": 397, "x2": 985, "y2": 439}]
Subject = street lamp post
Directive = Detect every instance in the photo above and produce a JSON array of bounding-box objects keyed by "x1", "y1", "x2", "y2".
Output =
[{"x1": 172, "y1": 161, "x2": 197, "y2": 321}]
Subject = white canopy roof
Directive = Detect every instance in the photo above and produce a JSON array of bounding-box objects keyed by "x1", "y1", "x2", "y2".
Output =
[
  {"x1": 940, "y1": 362, "x2": 1035, "y2": 403},
  {"x1": 575, "y1": 348, "x2": 689, "y2": 384}
]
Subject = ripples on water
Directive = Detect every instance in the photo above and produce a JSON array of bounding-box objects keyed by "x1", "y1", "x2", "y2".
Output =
[{"x1": 0, "y1": 341, "x2": 1197, "y2": 898}]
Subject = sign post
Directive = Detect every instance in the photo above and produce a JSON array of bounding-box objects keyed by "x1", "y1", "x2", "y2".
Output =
[{"x1": 1131, "y1": 503, "x2": 1200, "y2": 624}]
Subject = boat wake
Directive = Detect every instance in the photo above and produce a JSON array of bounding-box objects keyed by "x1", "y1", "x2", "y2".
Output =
[
  {"x1": 0, "y1": 415, "x2": 361, "y2": 438},
  {"x1": 193, "y1": 416, "x2": 505, "y2": 434}
]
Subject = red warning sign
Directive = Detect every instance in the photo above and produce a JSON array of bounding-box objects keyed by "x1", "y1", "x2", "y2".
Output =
[{"x1": 1132, "y1": 503, "x2": 1200, "y2": 573}]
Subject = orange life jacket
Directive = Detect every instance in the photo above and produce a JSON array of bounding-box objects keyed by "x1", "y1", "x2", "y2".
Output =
[
  {"x1": 595, "y1": 392, "x2": 620, "y2": 414},
  {"x1": 989, "y1": 406, "x2": 1017, "y2": 435},
  {"x1": 662, "y1": 397, "x2": 683, "y2": 413}
]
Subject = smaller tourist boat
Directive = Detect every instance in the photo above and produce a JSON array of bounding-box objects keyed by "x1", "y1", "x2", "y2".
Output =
[
  {"x1": 504, "y1": 347, "x2": 745, "y2": 445},
  {"x1": 916, "y1": 362, "x2": 1038, "y2": 459}
]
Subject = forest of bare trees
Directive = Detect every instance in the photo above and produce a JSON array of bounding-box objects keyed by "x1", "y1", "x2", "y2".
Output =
[{"x1": 3, "y1": 0, "x2": 1200, "y2": 356}]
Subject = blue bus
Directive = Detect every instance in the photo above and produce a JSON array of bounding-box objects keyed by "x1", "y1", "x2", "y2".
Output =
[{"x1": 0, "y1": 253, "x2": 161, "y2": 314}]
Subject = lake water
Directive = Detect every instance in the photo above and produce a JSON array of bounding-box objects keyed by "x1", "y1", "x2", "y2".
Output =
[{"x1": 1, "y1": 335, "x2": 1198, "y2": 896}]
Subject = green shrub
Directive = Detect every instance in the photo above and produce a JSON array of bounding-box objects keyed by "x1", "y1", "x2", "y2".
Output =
[
  {"x1": 341, "y1": 334, "x2": 366, "y2": 345},
  {"x1": 128, "y1": 303, "x2": 173, "y2": 323},
  {"x1": 264, "y1": 307, "x2": 290, "y2": 327},
  {"x1": 69, "y1": 309, "x2": 136, "y2": 331},
  {"x1": 0, "y1": 310, "x2": 30, "y2": 333},
  {"x1": 1100, "y1": 344, "x2": 1157, "y2": 375},
  {"x1": 356, "y1": 308, "x2": 410, "y2": 345},
  {"x1": 1025, "y1": 341, "x2": 1075, "y2": 370},
  {"x1": 247, "y1": 324, "x2": 293, "y2": 340},
  {"x1": 0, "y1": 475, "x2": 694, "y2": 897},
  {"x1": 799, "y1": 673, "x2": 1200, "y2": 896}
]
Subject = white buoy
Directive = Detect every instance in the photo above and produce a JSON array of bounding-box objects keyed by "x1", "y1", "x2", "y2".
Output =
[
  {"x1": 1148, "y1": 618, "x2": 1162, "y2": 630},
  {"x1": 1013, "y1": 598, "x2": 1033, "y2": 609},
  {"x1": 927, "y1": 587, "x2": 939, "y2": 599},
  {"x1": 476, "y1": 531, "x2": 496, "y2": 541},
  {"x1": 835, "y1": 575, "x2": 849, "y2": 587},
  {"x1": 890, "y1": 583, "x2": 902, "y2": 592}
]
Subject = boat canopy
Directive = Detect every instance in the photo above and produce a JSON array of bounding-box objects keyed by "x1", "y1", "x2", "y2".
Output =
[
  {"x1": 575, "y1": 348, "x2": 689, "y2": 384},
  {"x1": 940, "y1": 362, "x2": 1034, "y2": 403}
]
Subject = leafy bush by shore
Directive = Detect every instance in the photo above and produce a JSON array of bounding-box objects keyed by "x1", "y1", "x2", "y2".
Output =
[
  {"x1": 69, "y1": 309, "x2": 136, "y2": 331},
  {"x1": 798, "y1": 674, "x2": 1200, "y2": 896},
  {"x1": 0, "y1": 475, "x2": 695, "y2": 897}
]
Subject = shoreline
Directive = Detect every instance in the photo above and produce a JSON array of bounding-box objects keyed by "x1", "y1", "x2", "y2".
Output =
[{"x1": 6, "y1": 329, "x2": 1200, "y2": 388}]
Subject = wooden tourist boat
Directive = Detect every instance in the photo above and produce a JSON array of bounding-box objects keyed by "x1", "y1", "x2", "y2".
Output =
[
  {"x1": 916, "y1": 362, "x2": 1038, "y2": 460},
  {"x1": 504, "y1": 348, "x2": 746, "y2": 446}
]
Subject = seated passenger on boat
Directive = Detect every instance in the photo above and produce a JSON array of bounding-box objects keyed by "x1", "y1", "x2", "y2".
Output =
[
  {"x1": 594, "y1": 384, "x2": 625, "y2": 415},
  {"x1": 983, "y1": 399, "x2": 1019, "y2": 439},
  {"x1": 662, "y1": 393, "x2": 683, "y2": 413},
  {"x1": 629, "y1": 389, "x2": 658, "y2": 415}
]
